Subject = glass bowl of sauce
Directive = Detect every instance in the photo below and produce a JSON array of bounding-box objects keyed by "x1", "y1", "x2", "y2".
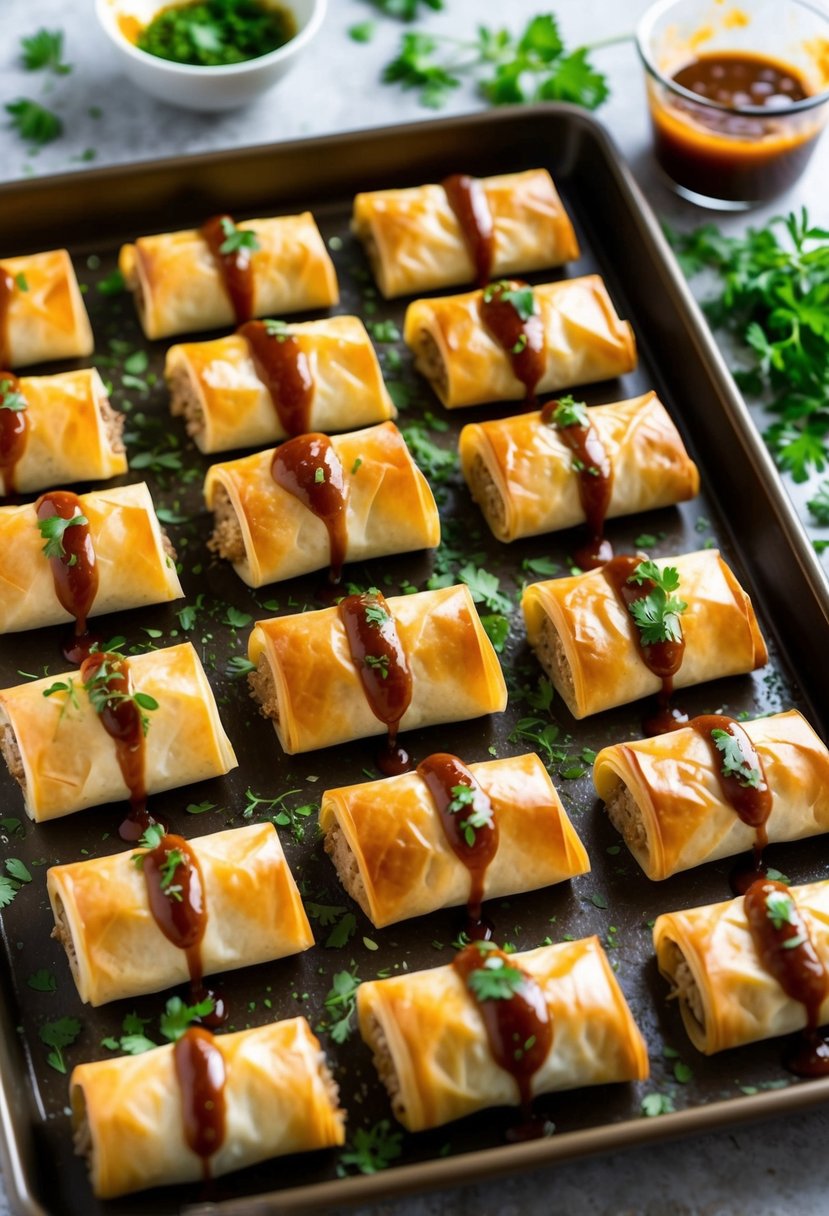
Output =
[{"x1": 637, "y1": 0, "x2": 829, "y2": 208}]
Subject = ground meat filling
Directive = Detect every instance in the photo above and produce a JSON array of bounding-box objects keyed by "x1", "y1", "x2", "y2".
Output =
[
  {"x1": 97, "y1": 393, "x2": 126, "y2": 454},
  {"x1": 468, "y1": 452, "x2": 507, "y2": 538},
  {"x1": 364, "y1": 1010, "x2": 406, "y2": 1124},
  {"x1": 324, "y1": 819, "x2": 370, "y2": 919},
  {"x1": 51, "y1": 895, "x2": 80, "y2": 986},
  {"x1": 534, "y1": 616, "x2": 575, "y2": 704},
  {"x1": 604, "y1": 777, "x2": 649, "y2": 855},
  {"x1": 316, "y1": 1050, "x2": 346, "y2": 1130},
  {"x1": 248, "y1": 654, "x2": 280, "y2": 726},
  {"x1": 413, "y1": 329, "x2": 449, "y2": 398},
  {"x1": 0, "y1": 722, "x2": 25, "y2": 791},
  {"x1": 664, "y1": 938, "x2": 705, "y2": 1033},
  {"x1": 167, "y1": 358, "x2": 206, "y2": 440},
  {"x1": 208, "y1": 484, "x2": 246, "y2": 564},
  {"x1": 160, "y1": 527, "x2": 177, "y2": 563}
]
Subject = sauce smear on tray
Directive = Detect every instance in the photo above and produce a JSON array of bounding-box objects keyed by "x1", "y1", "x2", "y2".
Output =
[
  {"x1": 272, "y1": 433, "x2": 349, "y2": 585},
  {"x1": 442, "y1": 174, "x2": 495, "y2": 287},
  {"x1": 480, "y1": 280, "x2": 545, "y2": 402},
  {"x1": 239, "y1": 319, "x2": 314, "y2": 436},
  {"x1": 173, "y1": 1027, "x2": 228, "y2": 1180},
  {"x1": 542, "y1": 397, "x2": 613, "y2": 568},
  {"x1": 36, "y1": 490, "x2": 100, "y2": 663},
  {"x1": 201, "y1": 214, "x2": 257, "y2": 324},
  {"x1": 0, "y1": 373, "x2": 28, "y2": 495}
]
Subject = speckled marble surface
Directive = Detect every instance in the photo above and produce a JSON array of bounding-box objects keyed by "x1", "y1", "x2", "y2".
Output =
[{"x1": 1, "y1": 1, "x2": 829, "y2": 1213}]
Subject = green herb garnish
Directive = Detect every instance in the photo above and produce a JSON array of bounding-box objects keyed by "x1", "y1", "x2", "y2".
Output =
[
  {"x1": 340, "y1": 1119, "x2": 403, "y2": 1174},
  {"x1": 137, "y1": 0, "x2": 296, "y2": 68},
  {"x1": 447, "y1": 783, "x2": 494, "y2": 846},
  {"x1": 483, "y1": 280, "x2": 536, "y2": 321},
  {"x1": 218, "y1": 216, "x2": 261, "y2": 256},
  {"x1": 160, "y1": 995, "x2": 214, "y2": 1042},
  {"x1": 5, "y1": 99, "x2": 62, "y2": 146},
  {"x1": 765, "y1": 889, "x2": 798, "y2": 931},
  {"x1": 364, "y1": 653, "x2": 390, "y2": 678},
  {"x1": 0, "y1": 379, "x2": 27, "y2": 412},
  {"x1": 37, "y1": 511, "x2": 88, "y2": 560},
  {"x1": 711, "y1": 727, "x2": 762, "y2": 789},
  {"x1": 549, "y1": 395, "x2": 589, "y2": 429},
  {"x1": 322, "y1": 966, "x2": 361, "y2": 1043},
  {"x1": 40, "y1": 1016, "x2": 81, "y2": 1074},
  {"x1": 369, "y1": 0, "x2": 442, "y2": 19},
  {"x1": 466, "y1": 954, "x2": 525, "y2": 1002},
  {"x1": 626, "y1": 560, "x2": 687, "y2": 646},
  {"x1": 82, "y1": 655, "x2": 159, "y2": 736},
  {"x1": 20, "y1": 28, "x2": 71, "y2": 74}
]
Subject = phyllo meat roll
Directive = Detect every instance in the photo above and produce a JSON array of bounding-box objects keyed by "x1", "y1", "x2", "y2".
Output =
[
  {"x1": 71, "y1": 1017, "x2": 345, "y2": 1199},
  {"x1": 522, "y1": 550, "x2": 767, "y2": 720},
  {"x1": 204, "y1": 421, "x2": 440, "y2": 588},
  {"x1": 404, "y1": 275, "x2": 636, "y2": 409},
  {"x1": 0, "y1": 369, "x2": 126, "y2": 496},
  {"x1": 320, "y1": 752, "x2": 589, "y2": 928},
  {"x1": 0, "y1": 249, "x2": 93, "y2": 368},
  {"x1": 595, "y1": 710, "x2": 829, "y2": 881},
  {"x1": 119, "y1": 211, "x2": 339, "y2": 340},
  {"x1": 0, "y1": 642, "x2": 237, "y2": 821},
  {"x1": 0, "y1": 482, "x2": 183, "y2": 635},
  {"x1": 247, "y1": 585, "x2": 507, "y2": 755},
  {"x1": 358, "y1": 937, "x2": 648, "y2": 1132},
  {"x1": 166, "y1": 315, "x2": 396, "y2": 454},
  {"x1": 49, "y1": 823, "x2": 312, "y2": 1005},
  {"x1": 459, "y1": 391, "x2": 699, "y2": 543},
  {"x1": 352, "y1": 168, "x2": 579, "y2": 298}
]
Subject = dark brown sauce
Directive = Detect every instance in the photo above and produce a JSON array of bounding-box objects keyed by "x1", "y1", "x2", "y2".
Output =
[
  {"x1": 239, "y1": 319, "x2": 314, "y2": 437},
  {"x1": 744, "y1": 879, "x2": 829, "y2": 1076},
  {"x1": 0, "y1": 373, "x2": 29, "y2": 495},
  {"x1": 36, "y1": 491, "x2": 99, "y2": 648},
  {"x1": 541, "y1": 399, "x2": 614, "y2": 569},
  {"x1": 338, "y1": 591, "x2": 413, "y2": 774},
  {"x1": 272, "y1": 433, "x2": 349, "y2": 584},
  {"x1": 417, "y1": 753, "x2": 498, "y2": 923},
  {"x1": 173, "y1": 1027, "x2": 227, "y2": 1180},
  {"x1": 690, "y1": 714, "x2": 772, "y2": 865},
  {"x1": 479, "y1": 280, "x2": 546, "y2": 402},
  {"x1": 142, "y1": 833, "x2": 207, "y2": 981},
  {"x1": 200, "y1": 214, "x2": 256, "y2": 325},
  {"x1": 442, "y1": 173, "x2": 495, "y2": 287},
  {"x1": 453, "y1": 943, "x2": 552, "y2": 1112},
  {"x1": 0, "y1": 269, "x2": 13, "y2": 367},
  {"x1": 730, "y1": 854, "x2": 769, "y2": 897}
]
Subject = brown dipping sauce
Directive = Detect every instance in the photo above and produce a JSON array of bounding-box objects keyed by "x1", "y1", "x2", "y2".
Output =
[
  {"x1": 442, "y1": 174, "x2": 495, "y2": 287},
  {"x1": 651, "y1": 51, "x2": 819, "y2": 202},
  {"x1": 417, "y1": 753, "x2": 498, "y2": 926},
  {"x1": 173, "y1": 1027, "x2": 228, "y2": 1179},
  {"x1": 541, "y1": 399, "x2": 614, "y2": 569},
  {"x1": 200, "y1": 214, "x2": 256, "y2": 325},
  {"x1": 142, "y1": 833, "x2": 206, "y2": 981},
  {"x1": 36, "y1": 491, "x2": 100, "y2": 661},
  {"x1": 0, "y1": 373, "x2": 29, "y2": 495},
  {"x1": 479, "y1": 281, "x2": 546, "y2": 402},
  {"x1": 453, "y1": 942, "x2": 553, "y2": 1114},
  {"x1": 238, "y1": 319, "x2": 314, "y2": 437},
  {"x1": 272, "y1": 433, "x2": 349, "y2": 584},
  {"x1": 0, "y1": 269, "x2": 14, "y2": 367},
  {"x1": 744, "y1": 879, "x2": 829, "y2": 1076},
  {"x1": 338, "y1": 591, "x2": 413, "y2": 775}
]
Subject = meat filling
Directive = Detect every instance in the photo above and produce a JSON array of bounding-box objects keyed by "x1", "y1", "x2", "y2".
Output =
[
  {"x1": 249, "y1": 654, "x2": 280, "y2": 726},
  {"x1": 413, "y1": 329, "x2": 449, "y2": 398},
  {"x1": 97, "y1": 392, "x2": 126, "y2": 455},
  {"x1": 533, "y1": 616, "x2": 575, "y2": 704},
  {"x1": 604, "y1": 777, "x2": 648, "y2": 855},
  {"x1": 167, "y1": 358, "x2": 206, "y2": 440},
  {"x1": 663, "y1": 938, "x2": 705, "y2": 1032},
  {"x1": 323, "y1": 819, "x2": 371, "y2": 920},
  {"x1": 51, "y1": 893, "x2": 80, "y2": 987},
  {"x1": 467, "y1": 452, "x2": 508, "y2": 538},
  {"x1": 363, "y1": 1010, "x2": 406, "y2": 1125},
  {"x1": 209, "y1": 484, "x2": 246, "y2": 564},
  {"x1": 0, "y1": 722, "x2": 25, "y2": 792}
]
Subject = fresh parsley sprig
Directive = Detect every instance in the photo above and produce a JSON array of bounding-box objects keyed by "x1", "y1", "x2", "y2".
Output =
[
  {"x1": 82, "y1": 655, "x2": 159, "y2": 736},
  {"x1": 626, "y1": 560, "x2": 687, "y2": 646},
  {"x1": 711, "y1": 727, "x2": 762, "y2": 789},
  {"x1": 369, "y1": 0, "x2": 443, "y2": 19},
  {"x1": 21, "y1": 29, "x2": 71, "y2": 75},
  {"x1": 218, "y1": 217, "x2": 261, "y2": 256},
  {"x1": 447, "y1": 783, "x2": 494, "y2": 846},
  {"x1": 467, "y1": 953, "x2": 526, "y2": 1002},
  {"x1": 0, "y1": 379, "x2": 27, "y2": 412},
  {"x1": 550, "y1": 395, "x2": 589, "y2": 429},
  {"x1": 37, "y1": 511, "x2": 88, "y2": 561},
  {"x1": 482, "y1": 280, "x2": 537, "y2": 320},
  {"x1": 322, "y1": 965, "x2": 361, "y2": 1043},
  {"x1": 5, "y1": 99, "x2": 62, "y2": 147},
  {"x1": 40, "y1": 1016, "x2": 81, "y2": 1074},
  {"x1": 340, "y1": 1119, "x2": 404, "y2": 1174}
]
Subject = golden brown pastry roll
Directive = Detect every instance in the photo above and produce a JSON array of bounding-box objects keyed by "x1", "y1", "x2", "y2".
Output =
[
  {"x1": 352, "y1": 168, "x2": 579, "y2": 298},
  {"x1": 204, "y1": 422, "x2": 440, "y2": 588},
  {"x1": 358, "y1": 937, "x2": 648, "y2": 1131},
  {"x1": 595, "y1": 710, "x2": 829, "y2": 880},
  {"x1": 48, "y1": 822, "x2": 312, "y2": 1005},
  {"x1": 71, "y1": 1017, "x2": 345, "y2": 1199},
  {"x1": 404, "y1": 275, "x2": 636, "y2": 409},
  {"x1": 0, "y1": 642, "x2": 237, "y2": 821},
  {"x1": 653, "y1": 879, "x2": 829, "y2": 1054},
  {"x1": 522, "y1": 550, "x2": 767, "y2": 719},
  {"x1": 166, "y1": 315, "x2": 396, "y2": 454},
  {"x1": 0, "y1": 369, "x2": 126, "y2": 496},
  {"x1": 248, "y1": 585, "x2": 507, "y2": 754},
  {"x1": 119, "y1": 212, "x2": 339, "y2": 340},
  {"x1": 0, "y1": 482, "x2": 183, "y2": 634},
  {"x1": 0, "y1": 249, "x2": 93, "y2": 368},
  {"x1": 320, "y1": 752, "x2": 590, "y2": 927},
  {"x1": 459, "y1": 391, "x2": 699, "y2": 542}
]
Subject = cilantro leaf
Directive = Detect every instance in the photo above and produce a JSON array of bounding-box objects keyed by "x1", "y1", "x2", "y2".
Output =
[
  {"x1": 467, "y1": 956, "x2": 525, "y2": 1001},
  {"x1": 480, "y1": 612, "x2": 509, "y2": 653},
  {"x1": 326, "y1": 911, "x2": 357, "y2": 949},
  {"x1": 5, "y1": 98, "x2": 62, "y2": 147},
  {"x1": 765, "y1": 889, "x2": 797, "y2": 931},
  {"x1": 458, "y1": 563, "x2": 513, "y2": 614},
  {"x1": 0, "y1": 876, "x2": 20, "y2": 908},
  {"x1": 27, "y1": 969, "x2": 56, "y2": 992},
  {"x1": 218, "y1": 217, "x2": 260, "y2": 256},
  {"x1": 711, "y1": 727, "x2": 762, "y2": 788},
  {"x1": 323, "y1": 965, "x2": 361, "y2": 1043},
  {"x1": 341, "y1": 1119, "x2": 403, "y2": 1174},
  {"x1": 483, "y1": 281, "x2": 536, "y2": 321},
  {"x1": 369, "y1": 0, "x2": 443, "y2": 18},
  {"x1": 548, "y1": 395, "x2": 589, "y2": 429},
  {"x1": 40, "y1": 1016, "x2": 81, "y2": 1073},
  {"x1": 5, "y1": 858, "x2": 32, "y2": 884},
  {"x1": 382, "y1": 32, "x2": 462, "y2": 109},
  {"x1": 626, "y1": 561, "x2": 687, "y2": 646},
  {"x1": 807, "y1": 479, "x2": 829, "y2": 526},
  {"x1": 0, "y1": 379, "x2": 27, "y2": 412},
  {"x1": 37, "y1": 511, "x2": 88, "y2": 560},
  {"x1": 159, "y1": 995, "x2": 214, "y2": 1043},
  {"x1": 20, "y1": 28, "x2": 71, "y2": 74}
]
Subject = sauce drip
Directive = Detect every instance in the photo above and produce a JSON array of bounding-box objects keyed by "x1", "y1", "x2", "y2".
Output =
[
  {"x1": 690, "y1": 714, "x2": 772, "y2": 867},
  {"x1": 200, "y1": 214, "x2": 256, "y2": 324},
  {"x1": 173, "y1": 1027, "x2": 227, "y2": 1180},
  {"x1": 442, "y1": 173, "x2": 495, "y2": 287},
  {"x1": 541, "y1": 399, "x2": 614, "y2": 569},
  {"x1": 239, "y1": 319, "x2": 314, "y2": 437},
  {"x1": 744, "y1": 879, "x2": 829, "y2": 1077},
  {"x1": 36, "y1": 491, "x2": 99, "y2": 657},
  {"x1": 0, "y1": 373, "x2": 29, "y2": 495},
  {"x1": 271, "y1": 433, "x2": 349, "y2": 584},
  {"x1": 604, "y1": 555, "x2": 687, "y2": 735},
  {"x1": 453, "y1": 943, "x2": 552, "y2": 1113},
  {"x1": 338, "y1": 590, "x2": 413, "y2": 775},
  {"x1": 0, "y1": 269, "x2": 14, "y2": 367},
  {"x1": 142, "y1": 832, "x2": 207, "y2": 982},
  {"x1": 479, "y1": 280, "x2": 546, "y2": 403},
  {"x1": 417, "y1": 753, "x2": 498, "y2": 925}
]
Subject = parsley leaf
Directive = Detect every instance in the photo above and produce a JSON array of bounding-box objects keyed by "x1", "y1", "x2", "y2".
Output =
[
  {"x1": 382, "y1": 33, "x2": 461, "y2": 109},
  {"x1": 5, "y1": 99, "x2": 63, "y2": 147},
  {"x1": 765, "y1": 889, "x2": 797, "y2": 931},
  {"x1": 40, "y1": 1016, "x2": 81, "y2": 1073},
  {"x1": 160, "y1": 995, "x2": 214, "y2": 1042},
  {"x1": 807, "y1": 479, "x2": 829, "y2": 526},
  {"x1": 711, "y1": 727, "x2": 762, "y2": 789},
  {"x1": 548, "y1": 395, "x2": 589, "y2": 429},
  {"x1": 341, "y1": 1119, "x2": 403, "y2": 1174},
  {"x1": 21, "y1": 28, "x2": 71, "y2": 74},
  {"x1": 447, "y1": 783, "x2": 494, "y2": 845},
  {"x1": 37, "y1": 511, "x2": 88, "y2": 560},
  {"x1": 480, "y1": 612, "x2": 509, "y2": 653},
  {"x1": 218, "y1": 217, "x2": 261, "y2": 256},
  {"x1": 626, "y1": 560, "x2": 687, "y2": 646},
  {"x1": 27, "y1": 969, "x2": 56, "y2": 992},
  {"x1": 322, "y1": 965, "x2": 361, "y2": 1043},
  {"x1": 5, "y1": 858, "x2": 31, "y2": 884},
  {"x1": 0, "y1": 379, "x2": 27, "y2": 412},
  {"x1": 483, "y1": 281, "x2": 536, "y2": 321},
  {"x1": 369, "y1": 0, "x2": 443, "y2": 18},
  {"x1": 458, "y1": 562, "x2": 513, "y2": 614},
  {"x1": 467, "y1": 955, "x2": 525, "y2": 1001},
  {"x1": 0, "y1": 876, "x2": 20, "y2": 908}
]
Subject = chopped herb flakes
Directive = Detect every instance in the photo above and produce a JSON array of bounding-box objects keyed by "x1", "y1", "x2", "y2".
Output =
[{"x1": 340, "y1": 1119, "x2": 403, "y2": 1174}]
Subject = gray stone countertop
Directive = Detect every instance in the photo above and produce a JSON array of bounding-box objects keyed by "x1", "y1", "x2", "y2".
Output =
[{"x1": 1, "y1": 0, "x2": 829, "y2": 1213}]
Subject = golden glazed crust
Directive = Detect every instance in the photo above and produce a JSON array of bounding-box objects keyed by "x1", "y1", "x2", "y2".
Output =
[
  {"x1": 352, "y1": 168, "x2": 580, "y2": 298},
  {"x1": 595, "y1": 709, "x2": 829, "y2": 880},
  {"x1": 522, "y1": 549, "x2": 768, "y2": 719},
  {"x1": 0, "y1": 249, "x2": 93, "y2": 368},
  {"x1": 358, "y1": 937, "x2": 648, "y2": 1131},
  {"x1": 459, "y1": 391, "x2": 699, "y2": 542},
  {"x1": 404, "y1": 275, "x2": 636, "y2": 409},
  {"x1": 204, "y1": 421, "x2": 440, "y2": 587}
]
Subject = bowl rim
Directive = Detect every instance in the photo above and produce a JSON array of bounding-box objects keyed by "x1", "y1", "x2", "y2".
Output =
[
  {"x1": 635, "y1": 0, "x2": 829, "y2": 115},
  {"x1": 94, "y1": 0, "x2": 327, "y2": 77}
]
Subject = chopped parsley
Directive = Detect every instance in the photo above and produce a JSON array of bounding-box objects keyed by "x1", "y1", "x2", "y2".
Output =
[
  {"x1": 218, "y1": 217, "x2": 261, "y2": 256},
  {"x1": 364, "y1": 653, "x2": 390, "y2": 678},
  {"x1": 82, "y1": 655, "x2": 159, "y2": 736},
  {"x1": 807, "y1": 480, "x2": 829, "y2": 527},
  {"x1": 765, "y1": 889, "x2": 798, "y2": 932},
  {"x1": 0, "y1": 379, "x2": 27, "y2": 412},
  {"x1": 5, "y1": 98, "x2": 62, "y2": 147},
  {"x1": 160, "y1": 995, "x2": 214, "y2": 1042},
  {"x1": 341, "y1": 1119, "x2": 404, "y2": 1174},
  {"x1": 711, "y1": 727, "x2": 762, "y2": 789},
  {"x1": 480, "y1": 612, "x2": 509, "y2": 653},
  {"x1": 549, "y1": 395, "x2": 589, "y2": 429},
  {"x1": 641, "y1": 1092, "x2": 675, "y2": 1117},
  {"x1": 137, "y1": 1, "x2": 295, "y2": 68},
  {"x1": 20, "y1": 28, "x2": 71, "y2": 74},
  {"x1": 483, "y1": 281, "x2": 536, "y2": 321},
  {"x1": 37, "y1": 511, "x2": 88, "y2": 561},
  {"x1": 467, "y1": 954, "x2": 526, "y2": 1002},
  {"x1": 322, "y1": 966, "x2": 361, "y2": 1043},
  {"x1": 626, "y1": 560, "x2": 687, "y2": 646},
  {"x1": 40, "y1": 1016, "x2": 81, "y2": 1074},
  {"x1": 447, "y1": 783, "x2": 494, "y2": 846}
]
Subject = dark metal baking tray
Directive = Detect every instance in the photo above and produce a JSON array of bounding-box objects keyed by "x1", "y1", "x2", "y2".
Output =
[{"x1": 0, "y1": 104, "x2": 828, "y2": 1216}]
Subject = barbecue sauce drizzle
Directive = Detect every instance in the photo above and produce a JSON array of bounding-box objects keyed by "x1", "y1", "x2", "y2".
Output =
[
  {"x1": 417, "y1": 753, "x2": 498, "y2": 929},
  {"x1": 0, "y1": 268, "x2": 14, "y2": 367},
  {"x1": 200, "y1": 214, "x2": 256, "y2": 325},
  {"x1": 173, "y1": 1027, "x2": 228, "y2": 1180},
  {"x1": 0, "y1": 373, "x2": 29, "y2": 495},
  {"x1": 337, "y1": 591, "x2": 413, "y2": 775},
  {"x1": 744, "y1": 879, "x2": 829, "y2": 1077},
  {"x1": 36, "y1": 490, "x2": 101, "y2": 663},
  {"x1": 541, "y1": 399, "x2": 614, "y2": 568},
  {"x1": 271, "y1": 433, "x2": 349, "y2": 584},
  {"x1": 442, "y1": 173, "x2": 495, "y2": 287},
  {"x1": 238, "y1": 319, "x2": 314, "y2": 437},
  {"x1": 479, "y1": 280, "x2": 546, "y2": 403}
]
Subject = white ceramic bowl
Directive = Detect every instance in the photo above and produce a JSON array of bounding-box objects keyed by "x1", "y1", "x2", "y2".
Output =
[{"x1": 95, "y1": 0, "x2": 326, "y2": 111}]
